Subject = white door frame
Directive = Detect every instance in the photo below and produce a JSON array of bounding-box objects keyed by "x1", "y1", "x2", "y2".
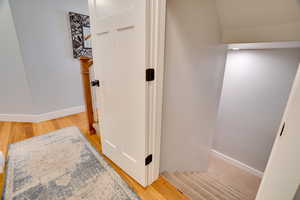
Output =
[
  {"x1": 88, "y1": 0, "x2": 166, "y2": 186},
  {"x1": 146, "y1": 0, "x2": 166, "y2": 185}
]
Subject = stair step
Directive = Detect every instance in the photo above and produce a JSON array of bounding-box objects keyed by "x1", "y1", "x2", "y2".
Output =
[
  {"x1": 163, "y1": 172, "x2": 207, "y2": 200},
  {"x1": 162, "y1": 172, "x2": 252, "y2": 200}
]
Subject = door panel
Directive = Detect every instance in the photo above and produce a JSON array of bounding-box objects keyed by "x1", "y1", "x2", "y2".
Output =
[
  {"x1": 256, "y1": 64, "x2": 300, "y2": 200},
  {"x1": 89, "y1": 0, "x2": 148, "y2": 186}
]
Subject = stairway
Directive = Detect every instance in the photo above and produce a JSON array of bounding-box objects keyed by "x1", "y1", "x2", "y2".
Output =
[{"x1": 162, "y1": 171, "x2": 253, "y2": 200}]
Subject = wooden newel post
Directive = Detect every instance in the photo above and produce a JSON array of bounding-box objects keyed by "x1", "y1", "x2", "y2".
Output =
[{"x1": 80, "y1": 56, "x2": 96, "y2": 135}]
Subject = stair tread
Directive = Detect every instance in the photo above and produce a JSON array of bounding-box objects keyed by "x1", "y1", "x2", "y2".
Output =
[{"x1": 162, "y1": 172, "x2": 253, "y2": 200}]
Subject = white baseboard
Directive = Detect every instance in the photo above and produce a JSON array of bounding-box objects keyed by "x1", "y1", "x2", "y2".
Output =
[
  {"x1": 211, "y1": 150, "x2": 264, "y2": 178},
  {"x1": 35, "y1": 106, "x2": 85, "y2": 122},
  {"x1": 0, "y1": 106, "x2": 85, "y2": 123},
  {"x1": 0, "y1": 114, "x2": 37, "y2": 122}
]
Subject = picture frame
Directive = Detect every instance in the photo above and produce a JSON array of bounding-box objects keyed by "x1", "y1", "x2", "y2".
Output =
[{"x1": 69, "y1": 12, "x2": 93, "y2": 58}]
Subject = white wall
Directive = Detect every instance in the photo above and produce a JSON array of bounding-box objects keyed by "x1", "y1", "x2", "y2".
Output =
[
  {"x1": 294, "y1": 186, "x2": 300, "y2": 200},
  {"x1": 0, "y1": 0, "x2": 33, "y2": 114},
  {"x1": 160, "y1": 0, "x2": 227, "y2": 172},
  {"x1": 9, "y1": 0, "x2": 89, "y2": 114},
  {"x1": 214, "y1": 48, "x2": 300, "y2": 172}
]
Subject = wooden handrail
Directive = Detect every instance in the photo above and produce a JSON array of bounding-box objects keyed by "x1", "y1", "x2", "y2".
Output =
[{"x1": 80, "y1": 56, "x2": 96, "y2": 135}]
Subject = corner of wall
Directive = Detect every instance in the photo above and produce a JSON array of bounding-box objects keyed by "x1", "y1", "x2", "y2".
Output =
[{"x1": 9, "y1": 0, "x2": 35, "y2": 114}]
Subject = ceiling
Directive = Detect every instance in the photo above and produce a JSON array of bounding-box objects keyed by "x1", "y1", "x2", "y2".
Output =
[{"x1": 215, "y1": 0, "x2": 300, "y2": 43}]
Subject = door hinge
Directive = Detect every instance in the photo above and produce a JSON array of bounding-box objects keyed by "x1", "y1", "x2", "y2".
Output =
[
  {"x1": 146, "y1": 68, "x2": 155, "y2": 82},
  {"x1": 145, "y1": 154, "x2": 153, "y2": 166},
  {"x1": 91, "y1": 80, "x2": 100, "y2": 87},
  {"x1": 280, "y1": 122, "x2": 286, "y2": 136}
]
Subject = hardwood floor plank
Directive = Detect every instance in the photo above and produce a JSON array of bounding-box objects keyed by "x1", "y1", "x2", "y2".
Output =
[
  {"x1": 24, "y1": 123, "x2": 34, "y2": 139},
  {"x1": 0, "y1": 122, "x2": 12, "y2": 156},
  {"x1": 0, "y1": 113, "x2": 188, "y2": 200},
  {"x1": 152, "y1": 177, "x2": 189, "y2": 200},
  {"x1": 7, "y1": 123, "x2": 16, "y2": 153}
]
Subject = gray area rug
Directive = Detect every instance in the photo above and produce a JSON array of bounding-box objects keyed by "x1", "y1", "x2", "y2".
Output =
[{"x1": 4, "y1": 126, "x2": 140, "y2": 200}]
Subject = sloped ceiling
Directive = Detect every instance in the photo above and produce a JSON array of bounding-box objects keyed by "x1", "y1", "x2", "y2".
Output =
[{"x1": 216, "y1": 0, "x2": 300, "y2": 43}]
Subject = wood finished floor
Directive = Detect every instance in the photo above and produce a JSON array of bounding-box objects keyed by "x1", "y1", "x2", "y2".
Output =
[{"x1": 0, "y1": 113, "x2": 188, "y2": 200}]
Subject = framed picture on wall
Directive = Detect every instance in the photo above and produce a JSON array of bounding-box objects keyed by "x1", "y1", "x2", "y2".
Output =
[{"x1": 69, "y1": 12, "x2": 93, "y2": 58}]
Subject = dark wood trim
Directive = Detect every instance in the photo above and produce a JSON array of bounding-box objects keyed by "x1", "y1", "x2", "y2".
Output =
[{"x1": 80, "y1": 56, "x2": 96, "y2": 135}]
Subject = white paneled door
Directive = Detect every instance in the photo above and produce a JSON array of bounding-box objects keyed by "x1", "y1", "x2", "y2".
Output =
[
  {"x1": 88, "y1": 0, "x2": 166, "y2": 187},
  {"x1": 256, "y1": 64, "x2": 300, "y2": 200}
]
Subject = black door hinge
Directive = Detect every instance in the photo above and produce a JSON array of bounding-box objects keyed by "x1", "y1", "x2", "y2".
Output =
[
  {"x1": 145, "y1": 154, "x2": 153, "y2": 166},
  {"x1": 91, "y1": 80, "x2": 100, "y2": 87},
  {"x1": 280, "y1": 122, "x2": 285, "y2": 136},
  {"x1": 146, "y1": 68, "x2": 155, "y2": 82}
]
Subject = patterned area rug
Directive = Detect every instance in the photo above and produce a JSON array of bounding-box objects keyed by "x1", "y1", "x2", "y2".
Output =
[{"x1": 4, "y1": 126, "x2": 140, "y2": 200}]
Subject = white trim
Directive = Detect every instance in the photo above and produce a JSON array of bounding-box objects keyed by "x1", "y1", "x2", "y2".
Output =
[
  {"x1": 211, "y1": 150, "x2": 264, "y2": 178},
  {"x1": 0, "y1": 114, "x2": 37, "y2": 123},
  {"x1": 0, "y1": 106, "x2": 85, "y2": 123},
  {"x1": 146, "y1": 0, "x2": 166, "y2": 186},
  {"x1": 35, "y1": 106, "x2": 85, "y2": 122},
  {"x1": 228, "y1": 41, "x2": 300, "y2": 50}
]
